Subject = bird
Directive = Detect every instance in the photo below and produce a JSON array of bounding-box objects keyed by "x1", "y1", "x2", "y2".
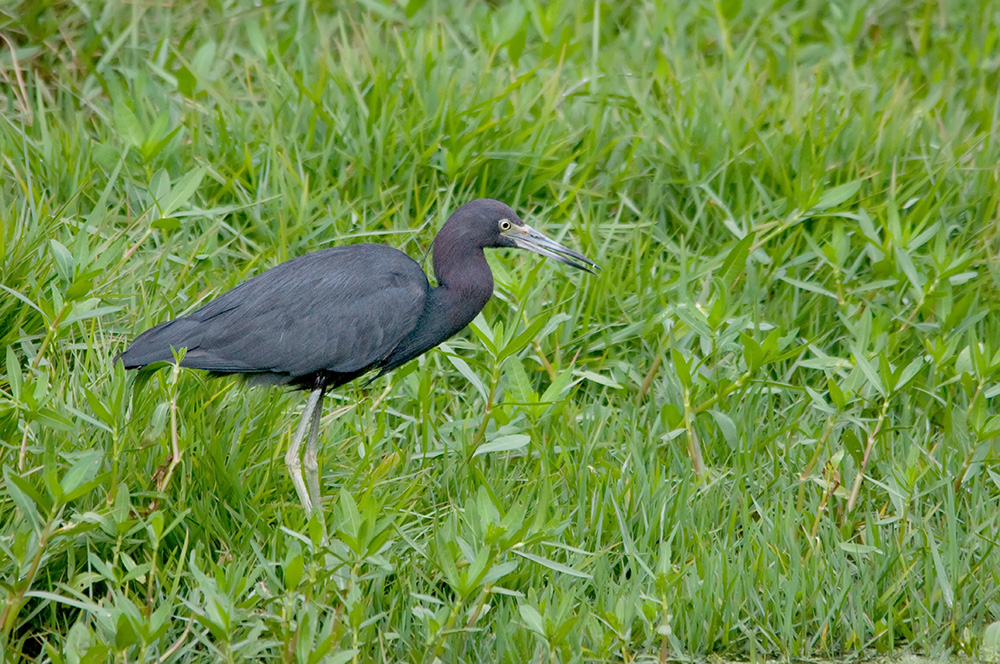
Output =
[{"x1": 118, "y1": 198, "x2": 599, "y2": 516}]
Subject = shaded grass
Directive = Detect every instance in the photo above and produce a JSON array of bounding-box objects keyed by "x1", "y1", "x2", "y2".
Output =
[{"x1": 2, "y1": 0, "x2": 1000, "y2": 661}]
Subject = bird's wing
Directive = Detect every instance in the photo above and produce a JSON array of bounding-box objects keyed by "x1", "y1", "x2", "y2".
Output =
[{"x1": 120, "y1": 244, "x2": 429, "y2": 378}]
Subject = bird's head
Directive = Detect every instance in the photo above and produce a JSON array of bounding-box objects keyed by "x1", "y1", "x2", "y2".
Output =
[{"x1": 436, "y1": 198, "x2": 599, "y2": 275}]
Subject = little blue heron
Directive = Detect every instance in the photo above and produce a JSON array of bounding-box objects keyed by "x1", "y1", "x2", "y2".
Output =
[{"x1": 119, "y1": 199, "x2": 598, "y2": 515}]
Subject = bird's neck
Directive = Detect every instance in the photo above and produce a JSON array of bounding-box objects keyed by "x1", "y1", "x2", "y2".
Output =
[
  {"x1": 377, "y1": 243, "x2": 495, "y2": 374},
  {"x1": 432, "y1": 249, "x2": 493, "y2": 331}
]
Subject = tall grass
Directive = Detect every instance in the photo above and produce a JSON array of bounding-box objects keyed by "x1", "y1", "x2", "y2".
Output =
[{"x1": 1, "y1": 0, "x2": 999, "y2": 660}]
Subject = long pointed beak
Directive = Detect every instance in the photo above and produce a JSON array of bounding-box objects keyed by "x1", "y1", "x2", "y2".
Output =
[{"x1": 509, "y1": 224, "x2": 600, "y2": 274}]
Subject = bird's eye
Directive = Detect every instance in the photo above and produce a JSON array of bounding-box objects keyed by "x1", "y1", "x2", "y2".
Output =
[{"x1": 499, "y1": 219, "x2": 512, "y2": 231}]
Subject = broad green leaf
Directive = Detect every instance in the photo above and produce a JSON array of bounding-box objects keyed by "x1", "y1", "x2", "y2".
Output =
[
  {"x1": 708, "y1": 410, "x2": 737, "y2": 447},
  {"x1": 151, "y1": 217, "x2": 181, "y2": 231},
  {"x1": 540, "y1": 367, "x2": 575, "y2": 404},
  {"x1": 474, "y1": 434, "x2": 530, "y2": 457},
  {"x1": 827, "y1": 378, "x2": 847, "y2": 409},
  {"x1": 482, "y1": 560, "x2": 519, "y2": 585},
  {"x1": 158, "y1": 165, "x2": 206, "y2": 217},
  {"x1": 49, "y1": 239, "x2": 74, "y2": 281},
  {"x1": 505, "y1": 358, "x2": 537, "y2": 404},
  {"x1": 842, "y1": 428, "x2": 864, "y2": 467},
  {"x1": 406, "y1": 0, "x2": 428, "y2": 17},
  {"x1": 894, "y1": 246, "x2": 923, "y2": 296},
  {"x1": 36, "y1": 407, "x2": 74, "y2": 432},
  {"x1": 115, "y1": 613, "x2": 138, "y2": 650},
  {"x1": 283, "y1": 551, "x2": 304, "y2": 589},
  {"x1": 5, "y1": 466, "x2": 44, "y2": 526},
  {"x1": 6, "y1": 346, "x2": 21, "y2": 400},
  {"x1": 896, "y1": 357, "x2": 925, "y2": 391},
  {"x1": 983, "y1": 621, "x2": 1000, "y2": 660},
  {"x1": 60, "y1": 451, "x2": 103, "y2": 499},
  {"x1": 720, "y1": 231, "x2": 755, "y2": 282},
  {"x1": 338, "y1": 488, "x2": 362, "y2": 539},
  {"x1": 813, "y1": 180, "x2": 862, "y2": 211},
  {"x1": 112, "y1": 99, "x2": 144, "y2": 147},
  {"x1": 853, "y1": 352, "x2": 886, "y2": 397},
  {"x1": 84, "y1": 388, "x2": 113, "y2": 427},
  {"x1": 837, "y1": 542, "x2": 883, "y2": 555},
  {"x1": 671, "y1": 348, "x2": 691, "y2": 388},
  {"x1": 741, "y1": 333, "x2": 763, "y2": 372},
  {"x1": 518, "y1": 604, "x2": 545, "y2": 634}
]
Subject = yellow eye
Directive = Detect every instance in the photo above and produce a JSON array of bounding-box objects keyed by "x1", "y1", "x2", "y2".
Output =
[{"x1": 499, "y1": 219, "x2": 512, "y2": 231}]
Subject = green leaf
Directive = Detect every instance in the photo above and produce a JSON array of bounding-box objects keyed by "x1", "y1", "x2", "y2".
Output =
[
  {"x1": 827, "y1": 377, "x2": 847, "y2": 410},
  {"x1": 436, "y1": 540, "x2": 461, "y2": 590},
  {"x1": 159, "y1": 166, "x2": 206, "y2": 217},
  {"x1": 284, "y1": 551, "x2": 304, "y2": 589},
  {"x1": 837, "y1": 542, "x2": 883, "y2": 556},
  {"x1": 778, "y1": 275, "x2": 838, "y2": 299},
  {"x1": 660, "y1": 403, "x2": 683, "y2": 430},
  {"x1": 84, "y1": 388, "x2": 113, "y2": 427},
  {"x1": 540, "y1": 367, "x2": 575, "y2": 404},
  {"x1": 895, "y1": 356, "x2": 925, "y2": 391},
  {"x1": 324, "y1": 651, "x2": 360, "y2": 664},
  {"x1": 741, "y1": 333, "x2": 763, "y2": 372},
  {"x1": 36, "y1": 407, "x2": 74, "y2": 432},
  {"x1": 813, "y1": 180, "x2": 862, "y2": 211},
  {"x1": 474, "y1": 434, "x2": 530, "y2": 457},
  {"x1": 4, "y1": 466, "x2": 44, "y2": 526},
  {"x1": 928, "y1": 534, "x2": 954, "y2": 609},
  {"x1": 151, "y1": 217, "x2": 181, "y2": 231},
  {"x1": 115, "y1": 612, "x2": 138, "y2": 649},
  {"x1": 842, "y1": 428, "x2": 864, "y2": 467},
  {"x1": 60, "y1": 451, "x2": 103, "y2": 500},
  {"x1": 338, "y1": 488, "x2": 362, "y2": 539},
  {"x1": 49, "y1": 239, "x2": 74, "y2": 281},
  {"x1": 573, "y1": 370, "x2": 621, "y2": 389},
  {"x1": 468, "y1": 314, "x2": 497, "y2": 358},
  {"x1": 499, "y1": 315, "x2": 547, "y2": 363},
  {"x1": 6, "y1": 346, "x2": 21, "y2": 400},
  {"x1": 65, "y1": 276, "x2": 94, "y2": 300},
  {"x1": 894, "y1": 246, "x2": 923, "y2": 296},
  {"x1": 708, "y1": 410, "x2": 737, "y2": 447},
  {"x1": 190, "y1": 41, "x2": 217, "y2": 77},
  {"x1": 505, "y1": 358, "x2": 537, "y2": 404},
  {"x1": 63, "y1": 304, "x2": 123, "y2": 326},
  {"x1": 482, "y1": 560, "x2": 519, "y2": 585},
  {"x1": 512, "y1": 549, "x2": 592, "y2": 579},
  {"x1": 518, "y1": 604, "x2": 545, "y2": 634},
  {"x1": 443, "y1": 351, "x2": 488, "y2": 401},
  {"x1": 464, "y1": 546, "x2": 492, "y2": 593},
  {"x1": 671, "y1": 348, "x2": 691, "y2": 388},
  {"x1": 720, "y1": 231, "x2": 755, "y2": 283},
  {"x1": 176, "y1": 65, "x2": 196, "y2": 98},
  {"x1": 405, "y1": 0, "x2": 427, "y2": 17},
  {"x1": 853, "y1": 352, "x2": 886, "y2": 397},
  {"x1": 112, "y1": 99, "x2": 144, "y2": 147},
  {"x1": 983, "y1": 621, "x2": 1000, "y2": 661}
]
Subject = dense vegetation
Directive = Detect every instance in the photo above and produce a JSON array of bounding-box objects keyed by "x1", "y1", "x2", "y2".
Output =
[{"x1": 2, "y1": 0, "x2": 999, "y2": 660}]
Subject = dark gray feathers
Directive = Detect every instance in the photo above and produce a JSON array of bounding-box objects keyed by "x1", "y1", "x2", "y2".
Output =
[{"x1": 119, "y1": 244, "x2": 429, "y2": 385}]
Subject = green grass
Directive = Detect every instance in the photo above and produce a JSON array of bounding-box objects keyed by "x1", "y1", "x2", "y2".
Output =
[{"x1": 2, "y1": 0, "x2": 1000, "y2": 660}]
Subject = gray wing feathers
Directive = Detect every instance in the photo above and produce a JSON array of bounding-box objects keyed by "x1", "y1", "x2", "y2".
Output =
[{"x1": 121, "y1": 244, "x2": 428, "y2": 377}]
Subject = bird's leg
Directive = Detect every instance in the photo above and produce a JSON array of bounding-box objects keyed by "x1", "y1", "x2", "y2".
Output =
[
  {"x1": 285, "y1": 388, "x2": 322, "y2": 515},
  {"x1": 303, "y1": 385, "x2": 326, "y2": 515}
]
